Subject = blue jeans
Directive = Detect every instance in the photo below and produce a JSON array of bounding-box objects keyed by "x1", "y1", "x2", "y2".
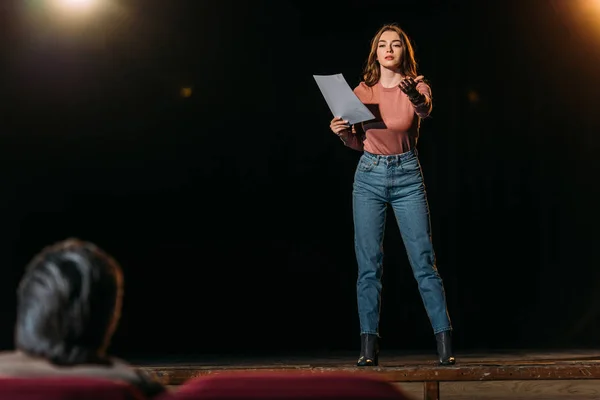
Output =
[{"x1": 352, "y1": 149, "x2": 452, "y2": 335}]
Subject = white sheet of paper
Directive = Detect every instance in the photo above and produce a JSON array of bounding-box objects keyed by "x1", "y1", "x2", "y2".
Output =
[{"x1": 313, "y1": 74, "x2": 375, "y2": 125}]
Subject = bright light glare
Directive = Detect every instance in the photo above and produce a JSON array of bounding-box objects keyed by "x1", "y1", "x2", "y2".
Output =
[
  {"x1": 64, "y1": 0, "x2": 94, "y2": 6},
  {"x1": 50, "y1": 0, "x2": 97, "y2": 14},
  {"x1": 577, "y1": 0, "x2": 600, "y2": 36},
  {"x1": 579, "y1": 0, "x2": 600, "y2": 12}
]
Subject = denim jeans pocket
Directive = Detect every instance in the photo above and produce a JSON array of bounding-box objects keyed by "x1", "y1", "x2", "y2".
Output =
[{"x1": 401, "y1": 156, "x2": 420, "y2": 172}]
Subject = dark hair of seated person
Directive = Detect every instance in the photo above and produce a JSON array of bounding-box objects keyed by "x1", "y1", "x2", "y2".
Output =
[{"x1": 15, "y1": 238, "x2": 124, "y2": 366}]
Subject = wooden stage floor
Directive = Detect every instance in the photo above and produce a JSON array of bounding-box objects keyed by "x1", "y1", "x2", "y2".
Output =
[{"x1": 135, "y1": 350, "x2": 600, "y2": 399}]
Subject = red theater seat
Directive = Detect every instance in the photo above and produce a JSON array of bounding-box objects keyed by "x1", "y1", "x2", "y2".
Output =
[
  {"x1": 164, "y1": 371, "x2": 409, "y2": 400},
  {"x1": 0, "y1": 377, "x2": 146, "y2": 400}
]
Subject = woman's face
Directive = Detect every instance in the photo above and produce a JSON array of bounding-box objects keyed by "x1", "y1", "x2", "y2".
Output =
[{"x1": 377, "y1": 30, "x2": 403, "y2": 69}]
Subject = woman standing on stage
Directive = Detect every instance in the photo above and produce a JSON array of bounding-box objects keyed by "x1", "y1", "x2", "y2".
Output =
[{"x1": 329, "y1": 23, "x2": 455, "y2": 367}]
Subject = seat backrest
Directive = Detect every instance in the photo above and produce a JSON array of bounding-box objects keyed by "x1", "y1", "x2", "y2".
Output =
[
  {"x1": 167, "y1": 371, "x2": 409, "y2": 400},
  {"x1": 0, "y1": 377, "x2": 147, "y2": 400}
]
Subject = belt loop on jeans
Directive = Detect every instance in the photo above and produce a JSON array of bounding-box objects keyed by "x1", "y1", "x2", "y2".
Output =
[{"x1": 365, "y1": 151, "x2": 379, "y2": 165}]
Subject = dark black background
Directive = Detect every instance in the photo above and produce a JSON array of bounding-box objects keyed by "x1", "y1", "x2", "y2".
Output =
[{"x1": 0, "y1": 0, "x2": 599, "y2": 358}]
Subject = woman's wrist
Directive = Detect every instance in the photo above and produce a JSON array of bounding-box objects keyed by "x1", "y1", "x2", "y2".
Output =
[{"x1": 336, "y1": 126, "x2": 352, "y2": 136}]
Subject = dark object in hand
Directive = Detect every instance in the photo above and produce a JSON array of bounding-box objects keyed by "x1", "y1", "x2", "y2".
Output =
[{"x1": 399, "y1": 77, "x2": 425, "y2": 104}]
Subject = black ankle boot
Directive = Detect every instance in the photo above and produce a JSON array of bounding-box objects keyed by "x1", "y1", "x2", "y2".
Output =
[
  {"x1": 436, "y1": 330, "x2": 455, "y2": 365},
  {"x1": 357, "y1": 333, "x2": 379, "y2": 367}
]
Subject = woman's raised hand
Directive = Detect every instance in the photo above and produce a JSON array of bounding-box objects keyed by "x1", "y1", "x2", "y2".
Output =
[{"x1": 399, "y1": 75, "x2": 425, "y2": 103}]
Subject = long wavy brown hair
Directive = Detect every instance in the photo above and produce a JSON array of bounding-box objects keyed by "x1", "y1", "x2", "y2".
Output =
[{"x1": 363, "y1": 24, "x2": 418, "y2": 87}]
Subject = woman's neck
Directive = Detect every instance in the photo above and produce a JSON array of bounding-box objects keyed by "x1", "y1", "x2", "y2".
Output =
[{"x1": 379, "y1": 67, "x2": 404, "y2": 88}]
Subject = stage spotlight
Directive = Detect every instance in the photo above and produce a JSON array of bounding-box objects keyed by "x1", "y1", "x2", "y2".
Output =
[
  {"x1": 50, "y1": 0, "x2": 98, "y2": 15},
  {"x1": 62, "y1": 0, "x2": 95, "y2": 6}
]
